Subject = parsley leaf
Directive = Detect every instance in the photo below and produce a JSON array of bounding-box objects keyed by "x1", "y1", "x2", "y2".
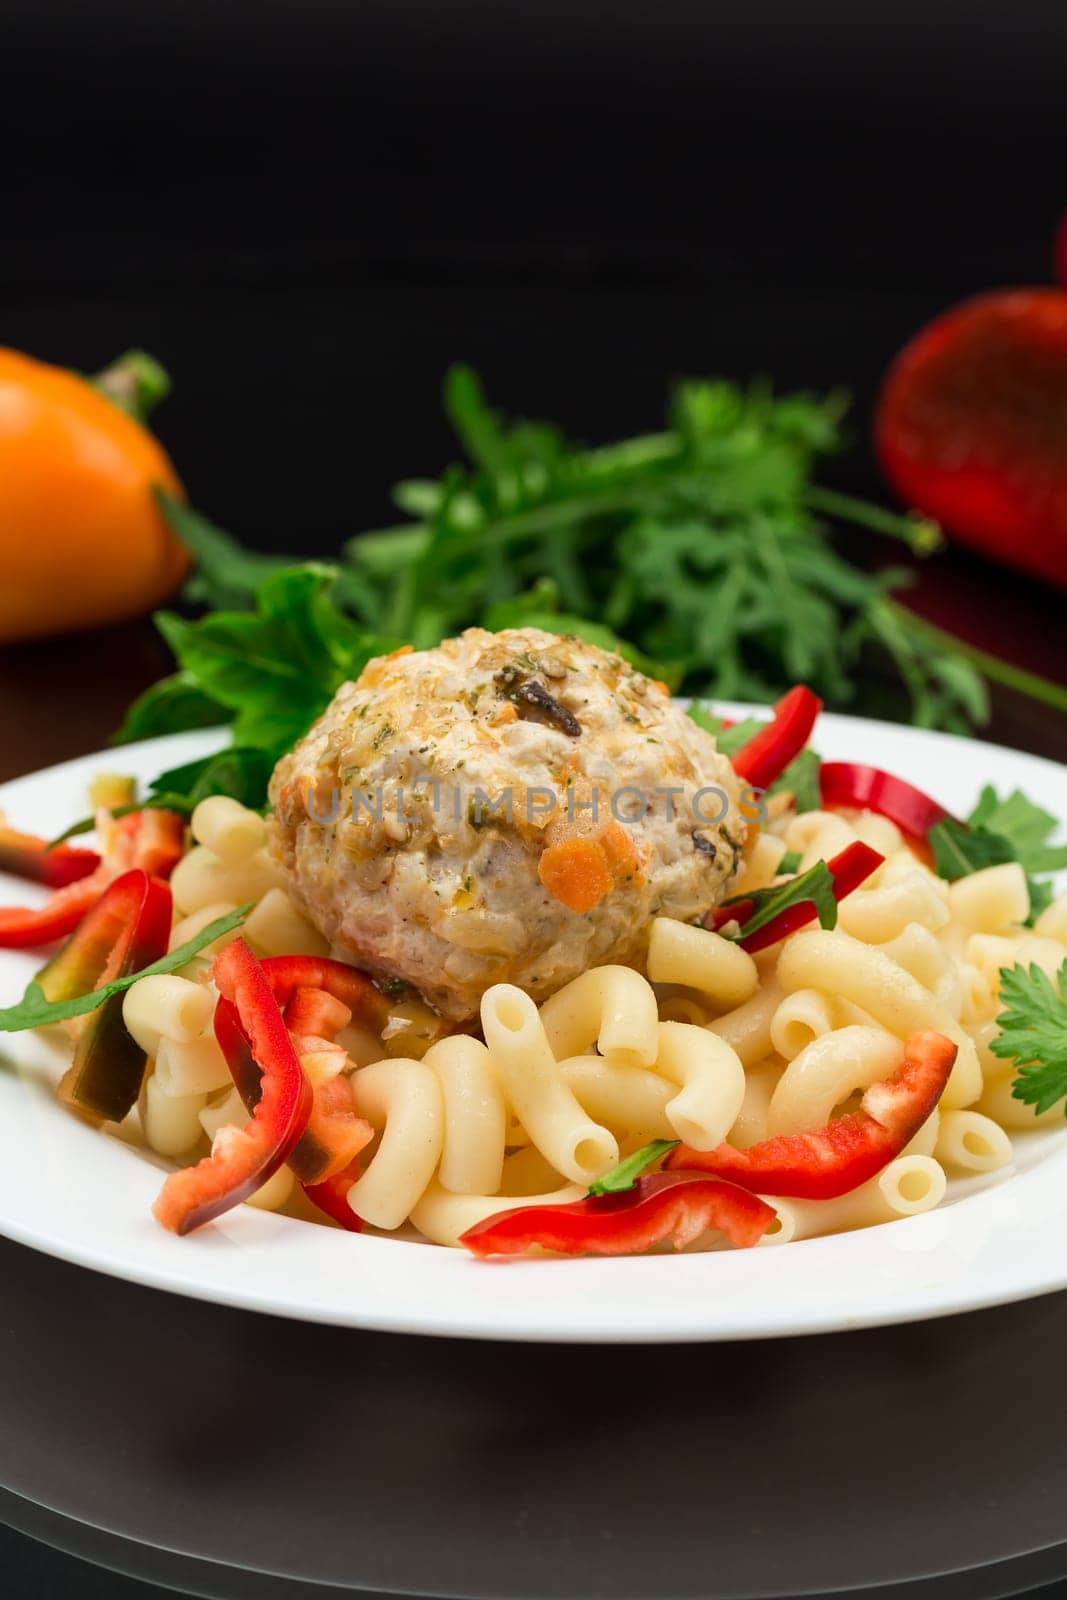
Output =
[
  {"x1": 989, "y1": 961, "x2": 1067, "y2": 1116},
  {"x1": 0, "y1": 905, "x2": 250, "y2": 1033},
  {"x1": 928, "y1": 820, "x2": 1016, "y2": 880},
  {"x1": 722, "y1": 860, "x2": 839, "y2": 941},
  {"x1": 929, "y1": 785, "x2": 1067, "y2": 926},
  {"x1": 587, "y1": 1139, "x2": 680, "y2": 1196}
]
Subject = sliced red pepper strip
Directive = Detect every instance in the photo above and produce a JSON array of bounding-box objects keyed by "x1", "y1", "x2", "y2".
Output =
[
  {"x1": 0, "y1": 872, "x2": 110, "y2": 949},
  {"x1": 221, "y1": 959, "x2": 378, "y2": 1185},
  {"x1": 284, "y1": 986, "x2": 352, "y2": 1041},
  {"x1": 259, "y1": 956, "x2": 391, "y2": 1031},
  {"x1": 304, "y1": 1160, "x2": 365, "y2": 1232},
  {"x1": 666, "y1": 1030, "x2": 958, "y2": 1199},
  {"x1": 0, "y1": 824, "x2": 100, "y2": 887},
  {"x1": 0, "y1": 807, "x2": 185, "y2": 950},
  {"x1": 819, "y1": 762, "x2": 954, "y2": 865},
  {"x1": 129, "y1": 808, "x2": 186, "y2": 880},
  {"x1": 289, "y1": 1037, "x2": 374, "y2": 1184},
  {"x1": 729, "y1": 685, "x2": 822, "y2": 791},
  {"x1": 460, "y1": 1172, "x2": 775, "y2": 1258},
  {"x1": 709, "y1": 840, "x2": 884, "y2": 953},
  {"x1": 154, "y1": 939, "x2": 313, "y2": 1235},
  {"x1": 55, "y1": 870, "x2": 173, "y2": 1125}
]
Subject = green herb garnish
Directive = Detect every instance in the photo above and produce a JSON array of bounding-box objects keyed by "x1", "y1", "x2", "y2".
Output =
[
  {"x1": 723, "y1": 860, "x2": 839, "y2": 942},
  {"x1": 588, "y1": 1139, "x2": 680, "y2": 1196},
  {"x1": 989, "y1": 961, "x2": 1067, "y2": 1116},
  {"x1": 929, "y1": 785, "x2": 1067, "y2": 925},
  {"x1": 0, "y1": 905, "x2": 250, "y2": 1033}
]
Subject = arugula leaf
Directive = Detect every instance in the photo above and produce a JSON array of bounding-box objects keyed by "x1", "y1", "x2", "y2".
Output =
[
  {"x1": 772, "y1": 746, "x2": 821, "y2": 812},
  {"x1": 929, "y1": 786, "x2": 1067, "y2": 926},
  {"x1": 989, "y1": 961, "x2": 1067, "y2": 1116},
  {"x1": 722, "y1": 860, "x2": 839, "y2": 941},
  {"x1": 687, "y1": 707, "x2": 765, "y2": 756},
  {"x1": 686, "y1": 708, "x2": 821, "y2": 810},
  {"x1": 778, "y1": 849, "x2": 803, "y2": 874},
  {"x1": 0, "y1": 905, "x2": 250, "y2": 1033},
  {"x1": 113, "y1": 672, "x2": 229, "y2": 746},
  {"x1": 587, "y1": 1139, "x2": 680, "y2": 1196}
]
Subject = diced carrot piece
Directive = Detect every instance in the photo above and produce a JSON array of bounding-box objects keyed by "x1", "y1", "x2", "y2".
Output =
[{"x1": 538, "y1": 837, "x2": 615, "y2": 914}]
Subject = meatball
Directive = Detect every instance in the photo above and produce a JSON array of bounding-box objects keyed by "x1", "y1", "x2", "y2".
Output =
[{"x1": 268, "y1": 628, "x2": 748, "y2": 1020}]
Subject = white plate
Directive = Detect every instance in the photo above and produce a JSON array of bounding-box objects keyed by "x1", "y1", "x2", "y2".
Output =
[{"x1": 0, "y1": 716, "x2": 1065, "y2": 1344}]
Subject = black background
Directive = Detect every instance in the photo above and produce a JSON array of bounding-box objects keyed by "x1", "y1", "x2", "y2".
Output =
[
  {"x1": 4, "y1": 0, "x2": 1066, "y2": 556},
  {"x1": 3, "y1": 3, "x2": 1066, "y2": 1595}
]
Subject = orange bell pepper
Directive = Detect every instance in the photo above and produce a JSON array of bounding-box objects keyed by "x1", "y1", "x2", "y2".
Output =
[{"x1": 0, "y1": 348, "x2": 189, "y2": 643}]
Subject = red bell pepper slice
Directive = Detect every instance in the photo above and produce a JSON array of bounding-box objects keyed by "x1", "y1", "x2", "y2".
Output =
[
  {"x1": 0, "y1": 873, "x2": 111, "y2": 949},
  {"x1": 460, "y1": 1172, "x2": 775, "y2": 1258},
  {"x1": 666, "y1": 1030, "x2": 957, "y2": 1199},
  {"x1": 154, "y1": 939, "x2": 313, "y2": 1235},
  {"x1": 709, "y1": 840, "x2": 884, "y2": 953},
  {"x1": 53, "y1": 870, "x2": 173, "y2": 1125},
  {"x1": 259, "y1": 956, "x2": 391, "y2": 1031},
  {"x1": 0, "y1": 807, "x2": 185, "y2": 950},
  {"x1": 221, "y1": 956, "x2": 379, "y2": 1186},
  {"x1": 729, "y1": 685, "x2": 822, "y2": 791},
  {"x1": 0, "y1": 823, "x2": 100, "y2": 887},
  {"x1": 304, "y1": 1160, "x2": 365, "y2": 1232},
  {"x1": 128, "y1": 808, "x2": 186, "y2": 880},
  {"x1": 818, "y1": 762, "x2": 954, "y2": 864}
]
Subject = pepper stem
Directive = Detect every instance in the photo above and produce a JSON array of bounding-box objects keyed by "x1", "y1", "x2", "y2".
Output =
[{"x1": 94, "y1": 350, "x2": 172, "y2": 423}]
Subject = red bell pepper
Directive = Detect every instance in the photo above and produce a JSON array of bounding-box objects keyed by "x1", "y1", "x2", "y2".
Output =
[
  {"x1": 0, "y1": 806, "x2": 185, "y2": 950},
  {"x1": 220, "y1": 955, "x2": 380, "y2": 1186},
  {"x1": 709, "y1": 840, "x2": 884, "y2": 953},
  {"x1": 0, "y1": 874, "x2": 111, "y2": 949},
  {"x1": 0, "y1": 823, "x2": 99, "y2": 887},
  {"x1": 259, "y1": 955, "x2": 391, "y2": 1030},
  {"x1": 154, "y1": 939, "x2": 313, "y2": 1235},
  {"x1": 53, "y1": 870, "x2": 173, "y2": 1124},
  {"x1": 876, "y1": 288, "x2": 1067, "y2": 591},
  {"x1": 666, "y1": 1030, "x2": 957, "y2": 1199},
  {"x1": 128, "y1": 808, "x2": 186, "y2": 880},
  {"x1": 304, "y1": 1160, "x2": 365, "y2": 1232},
  {"x1": 729, "y1": 685, "x2": 822, "y2": 791},
  {"x1": 819, "y1": 762, "x2": 953, "y2": 862},
  {"x1": 284, "y1": 986, "x2": 353, "y2": 1041},
  {"x1": 460, "y1": 1172, "x2": 775, "y2": 1258}
]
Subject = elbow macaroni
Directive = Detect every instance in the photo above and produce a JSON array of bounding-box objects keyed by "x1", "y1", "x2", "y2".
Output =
[{"x1": 98, "y1": 766, "x2": 1056, "y2": 1254}]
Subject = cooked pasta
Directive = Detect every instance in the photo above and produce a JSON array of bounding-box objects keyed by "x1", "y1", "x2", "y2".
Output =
[
  {"x1": 646, "y1": 918, "x2": 759, "y2": 1009},
  {"x1": 348, "y1": 1058, "x2": 445, "y2": 1229},
  {"x1": 538, "y1": 965, "x2": 659, "y2": 1069},
  {"x1": 482, "y1": 984, "x2": 619, "y2": 1183},
  {"x1": 652, "y1": 1021, "x2": 746, "y2": 1150},
  {"x1": 764, "y1": 1156, "x2": 947, "y2": 1243},
  {"x1": 776, "y1": 929, "x2": 982, "y2": 1108},
  {"x1": 934, "y1": 1110, "x2": 1013, "y2": 1174},
  {"x1": 15, "y1": 670, "x2": 1064, "y2": 1268},
  {"x1": 424, "y1": 1033, "x2": 507, "y2": 1195}
]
